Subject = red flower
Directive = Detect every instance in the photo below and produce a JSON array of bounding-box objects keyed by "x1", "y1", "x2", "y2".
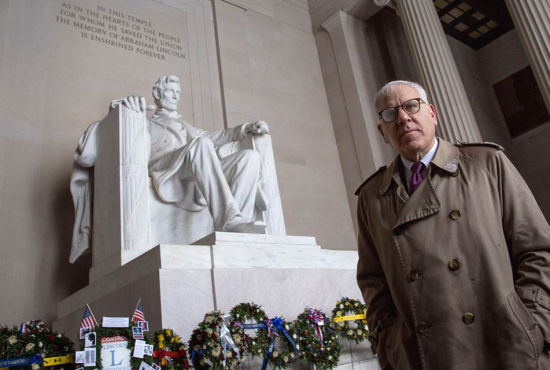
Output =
[
  {"x1": 211, "y1": 334, "x2": 217, "y2": 341},
  {"x1": 50, "y1": 335, "x2": 54, "y2": 340},
  {"x1": 1, "y1": 328, "x2": 7, "y2": 333},
  {"x1": 54, "y1": 345, "x2": 59, "y2": 349}
]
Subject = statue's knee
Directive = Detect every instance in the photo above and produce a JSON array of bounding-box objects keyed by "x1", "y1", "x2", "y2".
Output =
[
  {"x1": 241, "y1": 149, "x2": 262, "y2": 167},
  {"x1": 194, "y1": 137, "x2": 215, "y2": 152}
]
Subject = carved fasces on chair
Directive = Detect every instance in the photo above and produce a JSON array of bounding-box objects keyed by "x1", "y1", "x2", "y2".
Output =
[{"x1": 93, "y1": 105, "x2": 151, "y2": 266}]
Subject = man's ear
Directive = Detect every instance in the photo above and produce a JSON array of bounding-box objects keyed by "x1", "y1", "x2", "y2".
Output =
[
  {"x1": 378, "y1": 124, "x2": 389, "y2": 144},
  {"x1": 429, "y1": 104, "x2": 438, "y2": 127}
]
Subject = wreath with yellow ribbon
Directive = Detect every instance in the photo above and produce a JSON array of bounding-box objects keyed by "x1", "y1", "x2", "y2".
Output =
[
  {"x1": 331, "y1": 297, "x2": 368, "y2": 344},
  {"x1": 153, "y1": 329, "x2": 188, "y2": 370}
]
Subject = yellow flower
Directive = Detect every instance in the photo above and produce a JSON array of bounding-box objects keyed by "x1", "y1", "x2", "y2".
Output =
[
  {"x1": 158, "y1": 334, "x2": 165, "y2": 342},
  {"x1": 166, "y1": 329, "x2": 172, "y2": 336}
]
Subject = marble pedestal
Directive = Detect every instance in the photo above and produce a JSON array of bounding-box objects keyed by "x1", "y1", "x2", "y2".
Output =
[{"x1": 53, "y1": 233, "x2": 362, "y2": 346}]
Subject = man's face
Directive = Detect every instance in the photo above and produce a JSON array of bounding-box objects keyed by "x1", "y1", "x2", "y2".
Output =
[
  {"x1": 157, "y1": 82, "x2": 181, "y2": 111},
  {"x1": 377, "y1": 84, "x2": 438, "y2": 161}
]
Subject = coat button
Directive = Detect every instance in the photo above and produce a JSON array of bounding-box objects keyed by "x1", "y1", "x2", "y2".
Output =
[
  {"x1": 449, "y1": 259, "x2": 461, "y2": 271},
  {"x1": 463, "y1": 313, "x2": 474, "y2": 325},
  {"x1": 407, "y1": 271, "x2": 419, "y2": 282},
  {"x1": 417, "y1": 322, "x2": 428, "y2": 334},
  {"x1": 449, "y1": 209, "x2": 461, "y2": 220}
]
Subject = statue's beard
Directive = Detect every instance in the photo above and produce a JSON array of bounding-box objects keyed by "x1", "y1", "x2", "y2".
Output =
[{"x1": 159, "y1": 97, "x2": 178, "y2": 111}]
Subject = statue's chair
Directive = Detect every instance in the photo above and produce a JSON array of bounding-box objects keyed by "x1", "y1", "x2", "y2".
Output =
[{"x1": 89, "y1": 105, "x2": 286, "y2": 280}]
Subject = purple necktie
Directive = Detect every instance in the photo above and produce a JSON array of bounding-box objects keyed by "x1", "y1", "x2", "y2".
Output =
[{"x1": 409, "y1": 162, "x2": 424, "y2": 194}]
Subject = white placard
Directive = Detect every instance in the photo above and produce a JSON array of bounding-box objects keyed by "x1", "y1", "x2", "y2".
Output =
[
  {"x1": 102, "y1": 317, "x2": 130, "y2": 328},
  {"x1": 144, "y1": 344, "x2": 153, "y2": 356},
  {"x1": 139, "y1": 362, "x2": 154, "y2": 370},
  {"x1": 101, "y1": 336, "x2": 131, "y2": 370},
  {"x1": 75, "y1": 351, "x2": 85, "y2": 364},
  {"x1": 133, "y1": 340, "x2": 146, "y2": 359},
  {"x1": 85, "y1": 332, "x2": 97, "y2": 347},
  {"x1": 84, "y1": 348, "x2": 96, "y2": 367}
]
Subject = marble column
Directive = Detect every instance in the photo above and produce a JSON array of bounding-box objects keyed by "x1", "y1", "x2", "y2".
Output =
[
  {"x1": 375, "y1": 0, "x2": 482, "y2": 143},
  {"x1": 504, "y1": 0, "x2": 550, "y2": 116}
]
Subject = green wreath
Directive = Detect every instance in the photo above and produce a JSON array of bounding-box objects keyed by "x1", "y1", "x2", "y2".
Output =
[
  {"x1": 1, "y1": 320, "x2": 75, "y2": 370},
  {"x1": 229, "y1": 302, "x2": 268, "y2": 358},
  {"x1": 79, "y1": 327, "x2": 153, "y2": 370},
  {"x1": 188, "y1": 311, "x2": 247, "y2": 370},
  {"x1": 260, "y1": 317, "x2": 297, "y2": 370},
  {"x1": 293, "y1": 308, "x2": 341, "y2": 369},
  {"x1": 331, "y1": 297, "x2": 368, "y2": 344},
  {"x1": 152, "y1": 329, "x2": 188, "y2": 370}
]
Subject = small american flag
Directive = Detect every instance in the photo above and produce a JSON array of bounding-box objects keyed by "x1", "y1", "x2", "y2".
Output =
[
  {"x1": 131, "y1": 299, "x2": 145, "y2": 323},
  {"x1": 80, "y1": 304, "x2": 98, "y2": 330},
  {"x1": 19, "y1": 322, "x2": 27, "y2": 333}
]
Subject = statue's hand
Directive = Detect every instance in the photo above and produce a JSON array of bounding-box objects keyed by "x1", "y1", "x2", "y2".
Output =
[
  {"x1": 246, "y1": 120, "x2": 269, "y2": 135},
  {"x1": 122, "y1": 96, "x2": 155, "y2": 112}
]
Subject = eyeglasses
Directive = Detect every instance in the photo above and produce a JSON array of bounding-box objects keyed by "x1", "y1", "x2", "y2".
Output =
[{"x1": 378, "y1": 98, "x2": 426, "y2": 123}]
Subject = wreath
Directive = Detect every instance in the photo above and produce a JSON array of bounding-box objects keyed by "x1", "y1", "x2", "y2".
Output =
[
  {"x1": 258, "y1": 317, "x2": 297, "y2": 370},
  {"x1": 153, "y1": 329, "x2": 188, "y2": 370},
  {"x1": 229, "y1": 302, "x2": 268, "y2": 358},
  {"x1": 188, "y1": 311, "x2": 247, "y2": 370},
  {"x1": 292, "y1": 308, "x2": 341, "y2": 369},
  {"x1": 331, "y1": 297, "x2": 368, "y2": 344},
  {"x1": 79, "y1": 327, "x2": 153, "y2": 370},
  {"x1": 1, "y1": 320, "x2": 75, "y2": 370}
]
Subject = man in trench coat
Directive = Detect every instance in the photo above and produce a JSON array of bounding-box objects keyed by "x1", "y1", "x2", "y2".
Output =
[{"x1": 356, "y1": 80, "x2": 550, "y2": 369}]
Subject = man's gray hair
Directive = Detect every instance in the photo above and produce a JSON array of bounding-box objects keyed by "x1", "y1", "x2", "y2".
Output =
[
  {"x1": 373, "y1": 80, "x2": 429, "y2": 114},
  {"x1": 152, "y1": 75, "x2": 180, "y2": 99}
]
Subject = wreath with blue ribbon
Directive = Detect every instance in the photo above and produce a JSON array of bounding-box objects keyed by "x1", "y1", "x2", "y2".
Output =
[
  {"x1": 293, "y1": 308, "x2": 341, "y2": 369},
  {"x1": 331, "y1": 297, "x2": 368, "y2": 344},
  {"x1": 255, "y1": 317, "x2": 297, "y2": 370},
  {"x1": 188, "y1": 311, "x2": 247, "y2": 370},
  {"x1": 229, "y1": 302, "x2": 268, "y2": 358}
]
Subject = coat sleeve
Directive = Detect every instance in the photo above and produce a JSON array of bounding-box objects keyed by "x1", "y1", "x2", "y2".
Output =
[
  {"x1": 199, "y1": 124, "x2": 247, "y2": 147},
  {"x1": 497, "y1": 151, "x2": 550, "y2": 345},
  {"x1": 356, "y1": 188, "x2": 398, "y2": 356}
]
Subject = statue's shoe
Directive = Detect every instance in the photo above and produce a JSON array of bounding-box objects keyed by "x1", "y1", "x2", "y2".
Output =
[{"x1": 223, "y1": 220, "x2": 267, "y2": 234}]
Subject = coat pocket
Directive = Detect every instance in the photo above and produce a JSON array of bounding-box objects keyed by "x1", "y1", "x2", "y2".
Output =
[
  {"x1": 375, "y1": 316, "x2": 402, "y2": 369},
  {"x1": 507, "y1": 290, "x2": 544, "y2": 359}
]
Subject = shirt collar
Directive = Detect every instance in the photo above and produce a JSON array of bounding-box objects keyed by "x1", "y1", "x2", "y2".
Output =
[{"x1": 400, "y1": 139, "x2": 439, "y2": 172}]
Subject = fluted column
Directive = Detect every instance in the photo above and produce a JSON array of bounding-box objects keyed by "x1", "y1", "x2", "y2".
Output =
[
  {"x1": 375, "y1": 0, "x2": 482, "y2": 143},
  {"x1": 505, "y1": 0, "x2": 550, "y2": 116}
]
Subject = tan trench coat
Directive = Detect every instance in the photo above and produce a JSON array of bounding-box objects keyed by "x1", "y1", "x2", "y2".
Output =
[{"x1": 356, "y1": 139, "x2": 550, "y2": 370}]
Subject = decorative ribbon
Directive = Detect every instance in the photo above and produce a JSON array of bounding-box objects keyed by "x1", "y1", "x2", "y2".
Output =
[
  {"x1": 220, "y1": 314, "x2": 241, "y2": 368},
  {"x1": 306, "y1": 308, "x2": 325, "y2": 342},
  {"x1": 260, "y1": 317, "x2": 297, "y2": 370},
  {"x1": 153, "y1": 350, "x2": 188, "y2": 370},
  {"x1": 332, "y1": 313, "x2": 366, "y2": 322},
  {"x1": 0, "y1": 354, "x2": 41, "y2": 368},
  {"x1": 190, "y1": 347, "x2": 206, "y2": 367},
  {"x1": 43, "y1": 354, "x2": 75, "y2": 367}
]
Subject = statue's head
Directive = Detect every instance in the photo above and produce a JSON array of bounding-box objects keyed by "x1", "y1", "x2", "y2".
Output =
[{"x1": 152, "y1": 75, "x2": 181, "y2": 111}]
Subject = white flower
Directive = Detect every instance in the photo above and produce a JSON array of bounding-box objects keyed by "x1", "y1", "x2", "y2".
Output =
[
  {"x1": 292, "y1": 334, "x2": 297, "y2": 339},
  {"x1": 57, "y1": 334, "x2": 62, "y2": 338},
  {"x1": 226, "y1": 351, "x2": 232, "y2": 358},
  {"x1": 329, "y1": 356, "x2": 333, "y2": 360},
  {"x1": 205, "y1": 316, "x2": 213, "y2": 324},
  {"x1": 283, "y1": 356, "x2": 289, "y2": 363},
  {"x1": 7, "y1": 336, "x2": 17, "y2": 344},
  {"x1": 233, "y1": 334, "x2": 241, "y2": 344},
  {"x1": 285, "y1": 325, "x2": 289, "y2": 330},
  {"x1": 32, "y1": 364, "x2": 40, "y2": 370},
  {"x1": 272, "y1": 351, "x2": 279, "y2": 358},
  {"x1": 357, "y1": 330, "x2": 362, "y2": 335},
  {"x1": 339, "y1": 304, "x2": 344, "y2": 309},
  {"x1": 236, "y1": 314, "x2": 240, "y2": 318},
  {"x1": 364, "y1": 325, "x2": 369, "y2": 330},
  {"x1": 39, "y1": 342, "x2": 43, "y2": 348},
  {"x1": 354, "y1": 302, "x2": 359, "y2": 307},
  {"x1": 338, "y1": 321, "x2": 345, "y2": 327},
  {"x1": 252, "y1": 341, "x2": 256, "y2": 345},
  {"x1": 336, "y1": 311, "x2": 342, "y2": 316},
  {"x1": 290, "y1": 353, "x2": 295, "y2": 359},
  {"x1": 206, "y1": 328, "x2": 213, "y2": 335},
  {"x1": 296, "y1": 344, "x2": 300, "y2": 350},
  {"x1": 347, "y1": 330, "x2": 353, "y2": 336},
  {"x1": 25, "y1": 343, "x2": 35, "y2": 351},
  {"x1": 256, "y1": 309, "x2": 260, "y2": 312},
  {"x1": 212, "y1": 348, "x2": 221, "y2": 357}
]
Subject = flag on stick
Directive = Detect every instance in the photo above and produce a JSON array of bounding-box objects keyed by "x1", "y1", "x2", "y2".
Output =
[
  {"x1": 80, "y1": 303, "x2": 98, "y2": 331},
  {"x1": 131, "y1": 299, "x2": 145, "y2": 323}
]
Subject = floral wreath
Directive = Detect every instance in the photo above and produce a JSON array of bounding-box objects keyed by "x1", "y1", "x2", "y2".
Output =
[
  {"x1": 257, "y1": 317, "x2": 297, "y2": 370},
  {"x1": 80, "y1": 327, "x2": 153, "y2": 370},
  {"x1": 1, "y1": 320, "x2": 74, "y2": 370},
  {"x1": 292, "y1": 308, "x2": 341, "y2": 369},
  {"x1": 188, "y1": 311, "x2": 247, "y2": 370},
  {"x1": 229, "y1": 302, "x2": 268, "y2": 358},
  {"x1": 153, "y1": 329, "x2": 188, "y2": 370},
  {"x1": 331, "y1": 297, "x2": 368, "y2": 344}
]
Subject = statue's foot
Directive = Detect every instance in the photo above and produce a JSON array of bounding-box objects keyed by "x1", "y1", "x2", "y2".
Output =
[{"x1": 223, "y1": 220, "x2": 267, "y2": 234}]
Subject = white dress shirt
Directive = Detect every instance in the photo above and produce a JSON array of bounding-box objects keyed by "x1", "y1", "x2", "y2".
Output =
[{"x1": 401, "y1": 138, "x2": 439, "y2": 185}]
